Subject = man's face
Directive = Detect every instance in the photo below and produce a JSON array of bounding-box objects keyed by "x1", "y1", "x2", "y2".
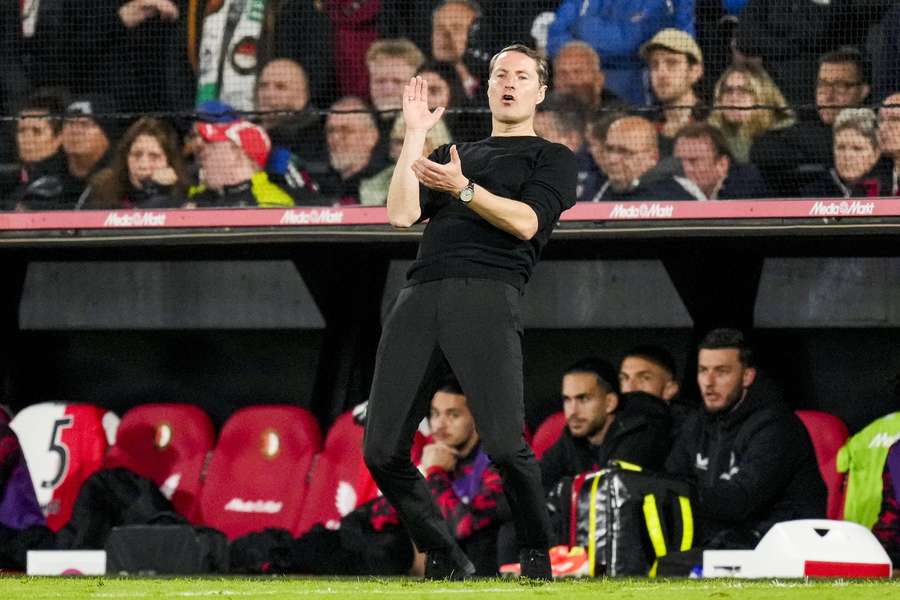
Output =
[
  {"x1": 62, "y1": 117, "x2": 109, "y2": 160},
  {"x1": 369, "y1": 57, "x2": 417, "y2": 113},
  {"x1": 487, "y1": 51, "x2": 546, "y2": 127},
  {"x1": 256, "y1": 60, "x2": 309, "y2": 125},
  {"x1": 674, "y1": 135, "x2": 729, "y2": 197},
  {"x1": 16, "y1": 112, "x2": 61, "y2": 163},
  {"x1": 697, "y1": 348, "x2": 755, "y2": 414},
  {"x1": 198, "y1": 140, "x2": 251, "y2": 188},
  {"x1": 834, "y1": 128, "x2": 879, "y2": 183},
  {"x1": 619, "y1": 356, "x2": 678, "y2": 402},
  {"x1": 603, "y1": 119, "x2": 657, "y2": 190},
  {"x1": 325, "y1": 107, "x2": 378, "y2": 176},
  {"x1": 648, "y1": 49, "x2": 700, "y2": 104},
  {"x1": 432, "y1": 2, "x2": 476, "y2": 64},
  {"x1": 534, "y1": 111, "x2": 580, "y2": 152},
  {"x1": 430, "y1": 390, "x2": 476, "y2": 450},
  {"x1": 816, "y1": 62, "x2": 869, "y2": 125},
  {"x1": 553, "y1": 47, "x2": 603, "y2": 109},
  {"x1": 562, "y1": 372, "x2": 617, "y2": 439},
  {"x1": 878, "y1": 93, "x2": 900, "y2": 157}
]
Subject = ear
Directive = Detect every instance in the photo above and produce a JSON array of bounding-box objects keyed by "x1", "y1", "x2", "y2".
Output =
[
  {"x1": 860, "y1": 83, "x2": 871, "y2": 103},
  {"x1": 741, "y1": 367, "x2": 757, "y2": 389},
  {"x1": 536, "y1": 84, "x2": 547, "y2": 105},
  {"x1": 690, "y1": 63, "x2": 703, "y2": 86},
  {"x1": 605, "y1": 392, "x2": 619, "y2": 415},
  {"x1": 662, "y1": 380, "x2": 680, "y2": 402}
]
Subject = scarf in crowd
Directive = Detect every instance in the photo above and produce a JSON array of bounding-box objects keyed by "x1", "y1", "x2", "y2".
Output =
[{"x1": 196, "y1": 0, "x2": 266, "y2": 110}]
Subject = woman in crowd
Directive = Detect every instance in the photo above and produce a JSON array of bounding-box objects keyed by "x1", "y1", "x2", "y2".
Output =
[
  {"x1": 802, "y1": 108, "x2": 892, "y2": 198},
  {"x1": 416, "y1": 62, "x2": 488, "y2": 142},
  {"x1": 80, "y1": 117, "x2": 189, "y2": 209},
  {"x1": 707, "y1": 61, "x2": 794, "y2": 163},
  {"x1": 359, "y1": 114, "x2": 452, "y2": 206}
]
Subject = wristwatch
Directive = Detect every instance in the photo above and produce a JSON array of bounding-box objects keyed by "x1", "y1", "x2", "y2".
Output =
[{"x1": 459, "y1": 180, "x2": 475, "y2": 204}]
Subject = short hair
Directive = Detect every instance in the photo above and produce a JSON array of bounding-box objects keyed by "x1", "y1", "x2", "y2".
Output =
[
  {"x1": 698, "y1": 328, "x2": 754, "y2": 368},
  {"x1": 674, "y1": 122, "x2": 733, "y2": 160},
  {"x1": 489, "y1": 43, "x2": 550, "y2": 88},
  {"x1": 622, "y1": 345, "x2": 677, "y2": 379},
  {"x1": 433, "y1": 0, "x2": 482, "y2": 19},
  {"x1": 328, "y1": 96, "x2": 379, "y2": 130},
  {"x1": 587, "y1": 110, "x2": 628, "y2": 143},
  {"x1": 556, "y1": 40, "x2": 602, "y2": 70},
  {"x1": 366, "y1": 38, "x2": 425, "y2": 72},
  {"x1": 563, "y1": 357, "x2": 620, "y2": 395},
  {"x1": 436, "y1": 376, "x2": 464, "y2": 397},
  {"x1": 833, "y1": 107, "x2": 879, "y2": 149},
  {"x1": 818, "y1": 46, "x2": 869, "y2": 84},
  {"x1": 18, "y1": 87, "x2": 68, "y2": 135},
  {"x1": 536, "y1": 93, "x2": 587, "y2": 136}
]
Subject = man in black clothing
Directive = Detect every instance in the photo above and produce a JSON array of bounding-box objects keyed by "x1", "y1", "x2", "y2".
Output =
[
  {"x1": 363, "y1": 44, "x2": 576, "y2": 580},
  {"x1": 540, "y1": 357, "x2": 672, "y2": 494},
  {"x1": 664, "y1": 329, "x2": 826, "y2": 551}
]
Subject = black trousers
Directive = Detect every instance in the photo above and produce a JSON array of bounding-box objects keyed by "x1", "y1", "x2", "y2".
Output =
[{"x1": 363, "y1": 278, "x2": 551, "y2": 554}]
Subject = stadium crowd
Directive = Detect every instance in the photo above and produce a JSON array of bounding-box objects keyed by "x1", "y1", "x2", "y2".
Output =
[{"x1": 3, "y1": 1, "x2": 900, "y2": 210}]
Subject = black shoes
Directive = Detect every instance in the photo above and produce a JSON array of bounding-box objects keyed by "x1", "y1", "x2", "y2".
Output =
[
  {"x1": 519, "y1": 547, "x2": 552, "y2": 580},
  {"x1": 424, "y1": 546, "x2": 477, "y2": 580}
]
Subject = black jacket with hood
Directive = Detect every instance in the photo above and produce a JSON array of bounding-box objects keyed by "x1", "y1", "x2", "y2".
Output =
[{"x1": 664, "y1": 389, "x2": 826, "y2": 548}]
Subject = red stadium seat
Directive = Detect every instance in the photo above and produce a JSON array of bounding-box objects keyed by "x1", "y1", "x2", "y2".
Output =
[
  {"x1": 795, "y1": 409, "x2": 850, "y2": 520},
  {"x1": 103, "y1": 403, "x2": 215, "y2": 523},
  {"x1": 531, "y1": 411, "x2": 566, "y2": 460},
  {"x1": 199, "y1": 405, "x2": 322, "y2": 539},
  {"x1": 294, "y1": 412, "x2": 379, "y2": 535},
  {"x1": 10, "y1": 402, "x2": 119, "y2": 531}
]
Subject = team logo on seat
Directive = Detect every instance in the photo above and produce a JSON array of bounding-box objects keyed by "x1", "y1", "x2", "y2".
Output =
[
  {"x1": 154, "y1": 422, "x2": 173, "y2": 450},
  {"x1": 260, "y1": 428, "x2": 281, "y2": 459}
]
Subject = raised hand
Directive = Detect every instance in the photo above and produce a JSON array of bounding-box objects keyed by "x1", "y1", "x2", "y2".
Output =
[{"x1": 402, "y1": 76, "x2": 446, "y2": 132}]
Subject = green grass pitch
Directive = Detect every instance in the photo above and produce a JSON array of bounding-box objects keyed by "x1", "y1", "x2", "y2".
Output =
[{"x1": 0, "y1": 577, "x2": 897, "y2": 599}]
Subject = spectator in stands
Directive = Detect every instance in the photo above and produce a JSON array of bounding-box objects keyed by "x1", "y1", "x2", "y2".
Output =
[
  {"x1": 672, "y1": 123, "x2": 770, "y2": 200},
  {"x1": 590, "y1": 115, "x2": 692, "y2": 201},
  {"x1": 367, "y1": 39, "x2": 426, "y2": 129},
  {"x1": 80, "y1": 117, "x2": 188, "y2": 210},
  {"x1": 641, "y1": 29, "x2": 707, "y2": 156},
  {"x1": 546, "y1": 1, "x2": 696, "y2": 106},
  {"x1": 318, "y1": 97, "x2": 388, "y2": 205},
  {"x1": 551, "y1": 42, "x2": 627, "y2": 115},
  {"x1": 877, "y1": 93, "x2": 900, "y2": 196},
  {"x1": 186, "y1": 119, "x2": 293, "y2": 208},
  {"x1": 540, "y1": 357, "x2": 672, "y2": 494},
  {"x1": 707, "y1": 62, "x2": 795, "y2": 164},
  {"x1": 664, "y1": 328, "x2": 826, "y2": 551},
  {"x1": 583, "y1": 111, "x2": 627, "y2": 199},
  {"x1": 255, "y1": 58, "x2": 328, "y2": 170},
  {"x1": 430, "y1": 0, "x2": 491, "y2": 103},
  {"x1": 751, "y1": 47, "x2": 871, "y2": 198},
  {"x1": 360, "y1": 115, "x2": 452, "y2": 206},
  {"x1": 7, "y1": 88, "x2": 68, "y2": 211},
  {"x1": 416, "y1": 62, "x2": 486, "y2": 142},
  {"x1": 534, "y1": 93, "x2": 599, "y2": 202},
  {"x1": 25, "y1": 95, "x2": 119, "y2": 211},
  {"x1": 801, "y1": 108, "x2": 891, "y2": 199}
]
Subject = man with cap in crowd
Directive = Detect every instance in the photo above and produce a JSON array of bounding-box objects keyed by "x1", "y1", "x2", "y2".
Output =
[
  {"x1": 187, "y1": 119, "x2": 294, "y2": 208},
  {"x1": 641, "y1": 29, "x2": 706, "y2": 157},
  {"x1": 18, "y1": 95, "x2": 119, "y2": 210}
]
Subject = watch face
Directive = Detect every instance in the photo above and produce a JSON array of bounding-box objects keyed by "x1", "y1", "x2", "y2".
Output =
[{"x1": 460, "y1": 184, "x2": 474, "y2": 203}]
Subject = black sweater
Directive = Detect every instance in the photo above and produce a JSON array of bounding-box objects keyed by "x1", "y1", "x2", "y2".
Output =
[{"x1": 409, "y1": 136, "x2": 576, "y2": 290}]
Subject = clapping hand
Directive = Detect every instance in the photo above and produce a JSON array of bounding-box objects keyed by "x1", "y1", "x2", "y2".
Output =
[{"x1": 412, "y1": 145, "x2": 468, "y2": 196}]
